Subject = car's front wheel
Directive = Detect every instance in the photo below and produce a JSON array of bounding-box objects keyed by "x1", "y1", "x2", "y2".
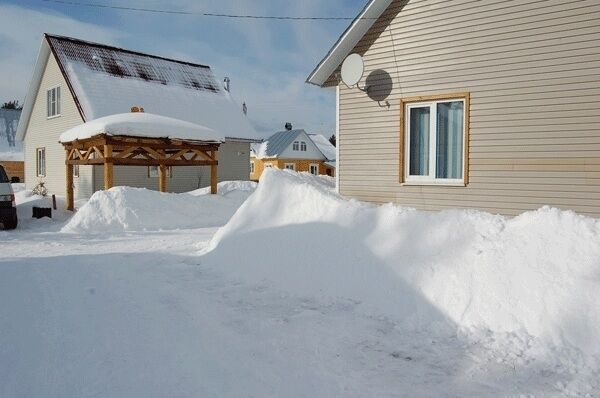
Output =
[{"x1": 2, "y1": 215, "x2": 18, "y2": 230}]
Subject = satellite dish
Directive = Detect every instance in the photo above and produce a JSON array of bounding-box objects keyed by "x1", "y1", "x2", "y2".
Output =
[{"x1": 341, "y1": 53, "x2": 364, "y2": 87}]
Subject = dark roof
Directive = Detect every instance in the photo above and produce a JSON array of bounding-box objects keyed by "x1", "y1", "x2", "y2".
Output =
[{"x1": 46, "y1": 34, "x2": 221, "y2": 93}]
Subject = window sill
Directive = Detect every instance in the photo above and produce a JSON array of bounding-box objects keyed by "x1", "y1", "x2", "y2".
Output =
[
  {"x1": 47, "y1": 114, "x2": 61, "y2": 120},
  {"x1": 401, "y1": 181, "x2": 466, "y2": 187}
]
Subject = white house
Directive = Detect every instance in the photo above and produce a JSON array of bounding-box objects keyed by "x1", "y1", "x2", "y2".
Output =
[{"x1": 17, "y1": 34, "x2": 258, "y2": 199}]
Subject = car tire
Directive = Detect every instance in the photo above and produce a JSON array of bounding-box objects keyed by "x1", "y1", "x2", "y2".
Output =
[{"x1": 3, "y1": 216, "x2": 17, "y2": 230}]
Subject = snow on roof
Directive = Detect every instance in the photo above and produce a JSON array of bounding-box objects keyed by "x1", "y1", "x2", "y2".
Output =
[
  {"x1": 309, "y1": 134, "x2": 336, "y2": 161},
  {"x1": 250, "y1": 129, "x2": 304, "y2": 158},
  {"x1": 306, "y1": 0, "x2": 393, "y2": 86},
  {"x1": 59, "y1": 112, "x2": 224, "y2": 143},
  {"x1": 45, "y1": 35, "x2": 258, "y2": 141}
]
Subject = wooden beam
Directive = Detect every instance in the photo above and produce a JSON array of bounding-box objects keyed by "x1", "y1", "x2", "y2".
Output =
[
  {"x1": 210, "y1": 150, "x2": 218, "y2": 194},
  {"x1": 159, "y1": 164, "x2": 167, "y2": 193},
  {"x1": 67, "y1": 158, "x2": 217, "y2": 166},
  {"x1": 65, "y1": 149, "x2": 74, "y2": 211},
  {"x1": 104, "y1": 144, "x2": 113, "y2": 190}
]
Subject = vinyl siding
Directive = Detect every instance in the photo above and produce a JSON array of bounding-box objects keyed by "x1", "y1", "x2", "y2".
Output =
[
  {"x1": 23, "y1": 53, "x2": 91, "y2": 199},
  {"x1": 333, "y1": 0, "x2": 600, "y2": 217}
]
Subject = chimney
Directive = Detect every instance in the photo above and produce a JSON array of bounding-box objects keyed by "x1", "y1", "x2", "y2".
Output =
[
  {"x1": 223, "y1": 77, "x2": 230, "y2": 92},
  {"x1": 285, "y1": 122, "x2": 293, "y2": 131},
  {"x1": 130, "y1": 106, "x2": 144, "y2": 113}
]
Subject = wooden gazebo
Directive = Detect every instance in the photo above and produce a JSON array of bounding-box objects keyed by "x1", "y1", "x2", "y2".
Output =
[{"x1": 61, "y1": 109, "x2": 222, "y2": 211}]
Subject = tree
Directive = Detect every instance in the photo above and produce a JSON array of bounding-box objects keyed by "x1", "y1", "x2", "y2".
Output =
[
  {"x1": 1, "y1": 100, "x2": 22, "y2": 110},
  {"x1": 328, "y1": 134, "x2": 336, "y2": 147}
]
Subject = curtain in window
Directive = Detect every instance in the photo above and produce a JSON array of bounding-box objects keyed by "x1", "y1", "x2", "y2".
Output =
[
  {"x1": 409, "y1": 107, "x2": 430, "y2": 176},
  {"x1": 436, "y1": 101, "x2": 463, "y2": 179}
]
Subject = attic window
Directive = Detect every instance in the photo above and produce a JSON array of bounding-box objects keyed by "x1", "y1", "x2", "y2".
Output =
[
  {"x1": 300, "y1": 141, "x2": 307, "y2": 151},
  {"x1": 46, "y1": 86, "x2": 61, "y2": 118},
  {"x1": 293, "y1": 141, "x2": 299, "y2": 151}
]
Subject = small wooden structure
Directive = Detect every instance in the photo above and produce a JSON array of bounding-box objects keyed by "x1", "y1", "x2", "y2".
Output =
[{"x1": 61, "y1": 109, "x2": 220, "y2": 211}]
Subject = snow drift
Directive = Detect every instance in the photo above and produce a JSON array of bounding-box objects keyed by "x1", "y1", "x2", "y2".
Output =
[
  {"x1": 62, "y1": 181, "x2": 256, "y2": 233},
  {"x1": 205, "y1": 169, "x2": 600, "y2": 368}
]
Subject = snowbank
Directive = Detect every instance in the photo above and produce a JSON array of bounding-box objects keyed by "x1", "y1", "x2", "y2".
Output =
[
  {"x1": 204, "y1": 169, "x2": 600, "y2": 367},
  {"x1": 12, "y1": 188, "x2": 75, "y2": 230},
  {"x1": 62, "y1": 181, "x2": 256, "y2": 233},
  {"x1": 59, "y1": 112, "x2": 224, "y2": 143}
]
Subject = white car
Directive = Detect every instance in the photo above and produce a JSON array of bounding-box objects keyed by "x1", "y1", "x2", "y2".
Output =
[{"x1": 0, "y1": 165, "x2": 17, "y2": 230}]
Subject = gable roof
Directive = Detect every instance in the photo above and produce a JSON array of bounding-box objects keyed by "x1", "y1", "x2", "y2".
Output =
[
  {"x1": 251, "y1": 129, "x2": 305, "y2": 158},
  {"x1": 308, "y1": 134, "x2": 336, "y2": 161},
  {"x1": 17, "y1": 34, "x2": 258, "y2": 142},
  {"x1": 251, "y1": 130, "x2": 335, "y2": 161},
  {"x1": 306, "y1": 0, "x2": 393, "y2": 86}
]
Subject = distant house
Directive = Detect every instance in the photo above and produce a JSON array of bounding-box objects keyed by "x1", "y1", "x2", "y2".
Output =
[
  {"x1": 250, "y1": 127, "x2": 336, "y2": 180},
  {"x1": 307, "y1": 0, "x2": 600, "y2": 217},
  {"x1": 0, "y1": 109, "x2": 24, "y2": 182},
  {"x1": 17, "y1": 34, "x2": 258, "y2": 199}
]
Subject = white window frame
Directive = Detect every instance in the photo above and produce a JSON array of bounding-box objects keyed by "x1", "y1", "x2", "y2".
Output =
[
  {"x1": 284, "y1": 163, "x2": 295, "y2": 171},
  {"x1": 148, "y1": 166, "x2": 172, "y2": 178},
  {"x1": 36, "y1": 147, "x2": 46, "y2": 177},
  {"x1": 300, "y1": 141, "x2": 307, "y2": 151},
  {"x1": 46, "y1": 86, "x2": 61, "y2": 119},
  {"x1": 264, "y1": 163, "x2": 274, "y2": 168},
  {"x1": 404, "y1": 98, "x2": 466, "y2": 186},
  {"x1": 309, "y1": 163, "x2": 319, "y2": 175},
  {"x1": 292, "y1": 141, "x2": 299, "y2": 151},
  {"x1": 250, "y1": 161, "x2": 255, "y2": 173}
]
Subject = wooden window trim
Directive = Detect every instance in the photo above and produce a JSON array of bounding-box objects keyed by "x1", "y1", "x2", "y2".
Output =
[{"x1": 399, "y1": 92, "x2": 470, "y2": 185}]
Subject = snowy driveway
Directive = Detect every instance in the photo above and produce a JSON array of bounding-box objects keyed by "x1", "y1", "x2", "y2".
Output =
[{"x1": 1, "y1": 226, "x2": 593, "y2": 397}]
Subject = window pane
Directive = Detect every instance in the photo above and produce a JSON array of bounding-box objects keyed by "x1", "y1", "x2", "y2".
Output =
[
  {"x1": 436, "y1": 101, "x2": 464, "y2": 179},
  {"x1": 56, "y1": 87, "x2": 61, "y2": 115},
  {"x1": 409, "y1": 107, "x2": 430, "y2": 176}
]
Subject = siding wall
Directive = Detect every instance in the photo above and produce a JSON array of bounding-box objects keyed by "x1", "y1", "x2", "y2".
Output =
[
  {"x1": 23, "y1": 53, "x2": 91, "y2": 199},
  {"x1": 334, "y1": 0, "x2": 600, "y2": 217}
]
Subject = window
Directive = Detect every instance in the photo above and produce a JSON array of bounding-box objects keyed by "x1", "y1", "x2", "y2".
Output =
[
  {"x1": 148, "y1": 166, "x2": 172, "y2": 178},
  {"x1": 250, "y1": 161, "x2": 255, "y2": 173},
  {"x1": 309, "y1": 164, "x2": 319, "y2": 175},
  {"x1": 292, "y1": 141, "x2": 299, "y2": 151},
  {"x1": 300, "y1": 141, "x2": 307, "y2": 151},
  {"x1": 284, "y1": 163, "x2": 295, "y2": 171},
  {"x1": 36, "y1": 148, "x2": 46, "y2": 177},
  {"x1": 46, "y1": 86, "x2": 61, "y2": 118},
  {"x1": 265, "y1": 163, "x2": 273, "y2": 168},
  {"x1": 403, "y1": 94, "x2": 468, "y2": 185},
  {"x1": 73, "y1": 164, "x2": 79, "y2": 178}
]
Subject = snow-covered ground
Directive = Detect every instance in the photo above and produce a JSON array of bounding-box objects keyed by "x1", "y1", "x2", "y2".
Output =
[{"x1": 1, "y1": 172, "x2": 599, "y2": 397}]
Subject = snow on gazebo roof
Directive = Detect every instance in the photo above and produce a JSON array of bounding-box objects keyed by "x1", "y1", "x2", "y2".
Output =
[{"x1": 59, "y1": 112, "x2": 225, "y2": 143}]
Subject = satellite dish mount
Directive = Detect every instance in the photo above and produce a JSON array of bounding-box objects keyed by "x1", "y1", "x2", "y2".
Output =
[{"x1": 341, "y1": 53, "x2": 368, "y2": 92}]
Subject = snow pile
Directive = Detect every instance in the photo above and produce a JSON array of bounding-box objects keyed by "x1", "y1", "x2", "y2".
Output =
[
  {"x1": 62, "y1": 182, "x2": 255, "y2": 233},
  {"x1": 205, "y1": 169, "x2": 600, "y2": 367},
  {"x1": 59, "y1": 112, "x2": 224, "y2": 143},
  {"x1": 12, "y1": 187, "x2": 74, "y2": 230}
]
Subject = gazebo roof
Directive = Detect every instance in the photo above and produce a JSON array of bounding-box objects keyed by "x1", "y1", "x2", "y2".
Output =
[{"x1": 59, "y1": 112, "x2": 225, "y2": 144}]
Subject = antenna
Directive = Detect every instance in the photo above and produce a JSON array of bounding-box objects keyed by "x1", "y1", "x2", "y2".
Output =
[{"x1": 340, "y1": 53, "x2": 364, "y2": 88}]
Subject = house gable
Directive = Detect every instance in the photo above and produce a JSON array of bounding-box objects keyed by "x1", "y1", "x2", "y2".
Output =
[{"x1": 278, "y1": 131, "x2": 325, "y2": 160}]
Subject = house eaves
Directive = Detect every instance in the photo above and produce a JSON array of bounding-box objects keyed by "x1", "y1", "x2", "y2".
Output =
[{"x1": 306, "y1": 0, "x2": 393, "y2": 87}]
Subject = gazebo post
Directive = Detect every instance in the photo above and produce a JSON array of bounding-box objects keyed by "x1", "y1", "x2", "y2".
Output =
[
  {"x1": 159, "y1": 164, "x2": 167, "y2": 192},
  {"x1": 210, "y1": 150, "x2": 218, "y2": 194},
  {"x1": 65, "y1": 148, "x2": 74, "y2": 211},
  {"x1": 104, "y1": 144, "x2": 113, "y2": 190}
]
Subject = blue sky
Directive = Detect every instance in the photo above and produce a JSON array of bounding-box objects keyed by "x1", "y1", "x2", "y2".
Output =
[{"x1": 0, "y1": 0, "x2": 365, "y2": 138}]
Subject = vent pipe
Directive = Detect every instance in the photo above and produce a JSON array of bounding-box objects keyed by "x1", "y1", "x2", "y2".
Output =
[
  {"x1": 285, "y1": 122, "x2": 293, "y2": 131},
  {"x1": 223, "y1": 77, "x2": 230, "y2": 92}
]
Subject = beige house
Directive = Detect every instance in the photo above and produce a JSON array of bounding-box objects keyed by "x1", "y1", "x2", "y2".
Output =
[
  {"x1": 308, "y1": 0, "x2": 600, "y2": 217},
  {"x1": 17, "y1": 34, "x2": 257, "y2": 200}
]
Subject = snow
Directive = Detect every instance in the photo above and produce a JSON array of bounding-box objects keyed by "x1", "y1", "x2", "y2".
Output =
[
  {"x1": 309, "y1": 133, "x2": 336, "y2": 160},
  {"x1": 55, "y1": 39, "x2": 258, "y2": 141},
  {"x1": 59, "y1": 112, "x2": 224, "y2": 143},
  {"x1": 61, "y1": 181, "x2": 256, "y2": 233},
  {"x1": 1, "y1": 171, "x2": 600, "y2": 396}
]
